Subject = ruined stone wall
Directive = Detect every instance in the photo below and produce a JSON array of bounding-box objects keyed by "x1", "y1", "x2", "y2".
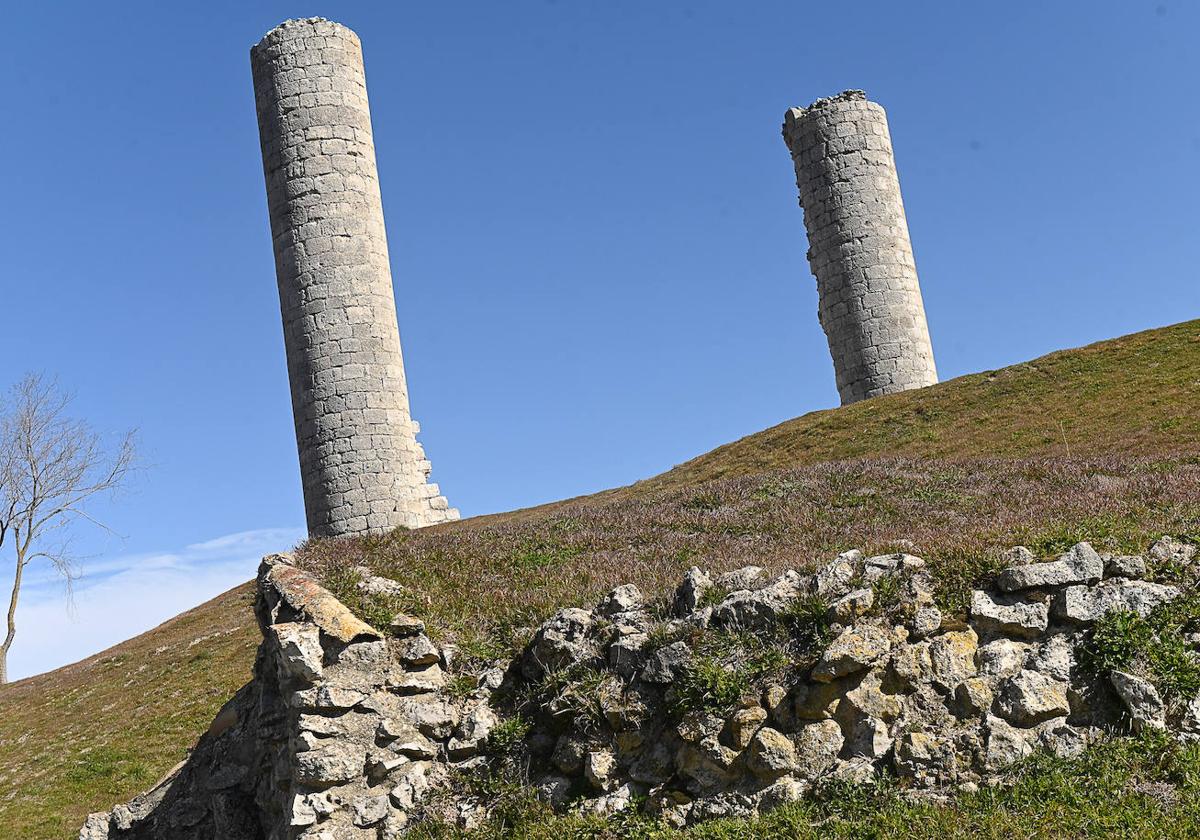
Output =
[
  {"x1": 782, "y1": 91, "x2": 938, "y2": 405},
  {"x1": 81, "y1": 538, "x2": 1200, "y2": 838},
  {"x1": 251, "y1": 18, "x2": 457, "y2": 536}
]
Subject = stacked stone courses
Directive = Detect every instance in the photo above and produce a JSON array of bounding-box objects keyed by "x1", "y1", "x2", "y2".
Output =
[
  {"x1": 251, "y1": 18, "x2": 457, "y2": 537},
  {"x1": 782, "y1": 90, "x2": 938, "y2": 405}
]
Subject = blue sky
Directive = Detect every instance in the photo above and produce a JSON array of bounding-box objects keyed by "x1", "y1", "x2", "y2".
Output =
[{"x1": 3, "y1": 1, "x2": 1198, "y2": 679}]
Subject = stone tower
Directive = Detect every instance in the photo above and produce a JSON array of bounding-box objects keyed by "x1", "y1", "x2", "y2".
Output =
[
  {"x1": 781, "y1": 90, "x2": 937, "y2": 405},
  {"x1": 251, "y1": 18, "x2": 458, "y2": 536}
]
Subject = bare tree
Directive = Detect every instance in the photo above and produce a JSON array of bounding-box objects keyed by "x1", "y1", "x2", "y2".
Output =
[{"x1": 0, "y1": 375, "x2": 135, "y2": 683}]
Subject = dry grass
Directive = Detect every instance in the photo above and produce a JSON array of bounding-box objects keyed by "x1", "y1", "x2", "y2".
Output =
[{"x1": 298, "y1": 455, "x2": 1200, "y2": 665}]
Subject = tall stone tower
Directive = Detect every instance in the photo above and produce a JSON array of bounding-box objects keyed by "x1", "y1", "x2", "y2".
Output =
[
  {"x1": 781, "y1": 90, "x2": 937, "y2": 405},
  {"x1": 251, "y1": 18, "x2": 458, "y2": 537}
]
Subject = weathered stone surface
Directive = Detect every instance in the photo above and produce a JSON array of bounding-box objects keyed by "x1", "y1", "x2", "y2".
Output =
[
  {"x1": 1105, "y1": 555, "x2": 1147, "y2": 579},
  {"x1": 597, "y1": 585, "x2": 644, "y2": 617},
  {"x1": 910, "y1": 606, "x2": 942, "y2": 638},
  {"x1": 251, "y1": 18, "x2": 457, "y2": 536},
  {"x1": 969, "y1": 590, "x2": 1049, "y2": 639},
  {"x1": 265, "y1": 561, "x2": 381, "y2": 643},
  {"x1": 828, "y1": 588, "x2": 874, "y2": 622},
  {"x1": 1149, "y1": 536, "x2": 1197, "y2": 567},
  {"x1": 996, "y1": 543, "x2": 1103, "y2": 592},
  {"x1": 673, "y1": 567, "x2": 713, "y2": 616},
  {"x1": 712, "y1": 571, "x2": 803, "y2": 629},
  {"x1": 929, "y1": 629, "x2": 978, "y2": 689},
  {"x1": 746, "y1": 727, "x2": 799, "y2": 780},
  {"x1": 388, "y1": 613, "x2": 426, "y2": 637},
  {"x1": 723, "y1": 706, "x2": 768, "y2": 750},
  {"x1": 1111, "y1": 671, "x2": 1166, "y2": 732},
  {"x1": 294, "y1": 743, "x2": 367, "y2": 787},
  {"x1": 997, "y1": 670, "x2": 1070, "y2": 726},
  {"x1": 782, "y1": 91, "x2": 937, "y2": 404},
  {"x1": 641, "y1": 641, "x2": 694, "y2": 684},
  {"x1": 1053, "y1": 580, "x2": 1179, "y2": 623},
  {"x1": 954, "y1": 677, "x2": 994, "y2": 717},
  {"x1": 351, "y1": 794, "x2": 389, "y2": 827},
  {"x1": 717, "y1": 566, "x2": 769, "y2": 591},
  {"x1": 521, "y1": 608, "x2": 597, "y2": 680},
  {"x1": 394, "y1": 634, "x2": 441, "y2": 667},
  {"x1": 984, "y1": 715, "x2": 1033, "y2": 770},
  {"x1": 447, "y1": 705, "x2": 499, "y2": 760},
  {"x1": 976, "y1": 638, "x2": 1029, "y2": 677},
  {"x1": 812, "y1": 624, "x2": 891, "y2": 682},
  {"x1": 793, "y1": 719, "x2": 843, "y2": 776},
  {"x1": 271, "y1": 622, "x2": 324, "y2": 683},
  {"x1": 814, "y1": 550, "x2": 863, "y2": 599}
]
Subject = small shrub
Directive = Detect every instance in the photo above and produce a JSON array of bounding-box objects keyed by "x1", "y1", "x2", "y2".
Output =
[
  {"x1": 484, "y1": 716, "x2": 531, "y2": 756},
  {"x1": 1082, "y1": 595, "x2": 1200, "y2": 702}
]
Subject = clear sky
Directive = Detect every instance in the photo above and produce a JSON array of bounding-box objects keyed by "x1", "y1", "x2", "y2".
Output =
[{"x1": 3, "y1": 1, "x2": 1198, "y2": 680}]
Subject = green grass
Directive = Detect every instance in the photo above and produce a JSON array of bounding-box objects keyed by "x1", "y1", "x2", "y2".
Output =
[
  {"x1": 1082, "y1": 594, "x2": 1200, "y2": 702},
  {"x1": 3, "y1": 320, "x2": 1200, "y2": 838},
  {"x1": 634, "y1": 319, "x2": 1200, "y2": 494}
]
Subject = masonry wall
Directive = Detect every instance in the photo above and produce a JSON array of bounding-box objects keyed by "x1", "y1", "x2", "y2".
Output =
[
  {"x1": 251, "y1": 18, "x2": 457, "y2": 536},
  {"x1": 782, "y1": 90, "x2": 937, "y2": 405}
]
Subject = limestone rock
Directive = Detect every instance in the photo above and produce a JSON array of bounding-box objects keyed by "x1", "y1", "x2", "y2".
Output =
[
  {"x1": 641, "y1": 641, "x2": 693, "y2": 684},
  {"x1": 811, "y1": 624, "x2": 891, "y2": 682},
  {"x1": 996, "y1": 670, "x2": 1069, "y2": 726},
  {"x1": 674, "y1": 567, "x2": 714, "y2": 616},
  {"x1": 894, "y1": 731, "x2": 954, "y2": 784},
  {"x1": 584, "y1": 749, "x2": 618, "y2": 791},
  {"x1": 597, "y1": 584, "x2": 644, "y2": 617},
  {"x1": 723, "y1": 705, "x2": 768, "y2": 750},
  {"x1": 1149, "y1": 536, "x2": 1197, "y2": 567},
  {"x1": 793, "y1": 719, "x2": 843, "y2": 777},
  {"x1": 351, "y1": 794, "x2": 390, "y2": 827},
  {"x1": 984, "y1": 714, "x2": 1033, "y2": 770},
  {"x1": 969, "y1": 590, "x2": 1048, "y2": 639},
  {"x1": 712, "y1": 571, "x2": 803, "y2": 629},
  {"x1": 1053, "y1": 580, "x2": 1179, "y2": 623},
  {"x1": 793, "y1": 678, "x2": 847, "y2": 720},
  {"x1": 294, "y1": 743, "x2": 367, "y2": 787},
  {"x1": 79, "y1": 813, "x2": 110, "y2": 840},
  {"x1": 448, "y1": 705, "x2": 499, "y2": 760},
  {"x1": 609, "y1": 631, "x2": 649, "y2": 679},
  {"x1": 996, "y1": 542, "x2": 1103, "y2": 592},
  {"x1": 716, "y1": 566, "x2": 769, "y2": 591},
  {"x1": 271, "y1": 622, "x2": 324, "y2": 683},
  {"x1": 814, "y1": 550, "x2": 863, "y2": 599},
  {"x1": 954, "y1": 677, "x2": 994, "y2": 717},
  {"x1": 746, "y1": 727, "x2": 799, "y2": 780},
  {"x1": 521, "y1": 608, "x2": 597, "y2": 680},
  {"x1": 394, "y1": 633, "x2": 441, "y2": 667},
  {"x1": 976, "y1": 638, "x2": 1029, "y2": 677},
  {"x1": 828, "y1": 588, "x2": 874, "y2": 622},
  {"x1": 388, "y1": 613, "x2": 426, "y2": 637},
  {"x1": 1110, "y1": 670, "x2": 1166, "y2": 732},
  {"x1": 929, "y1": 629, "x2": 978, "y2": 690},
  {"x1": 1105, "y1": 555, "x2": 1147, "y2": 579},
  {"x1": 910, "y1": 606, "x2": 943, "y2": 639}
]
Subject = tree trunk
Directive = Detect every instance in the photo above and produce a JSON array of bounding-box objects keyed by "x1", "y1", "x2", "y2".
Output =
[{"x1": 0, "y1": 649, "x2": 6, "y2": 684}]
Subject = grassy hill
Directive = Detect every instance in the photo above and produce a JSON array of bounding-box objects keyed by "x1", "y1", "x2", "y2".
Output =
[{"x1": 2, "y1": 319, "x2": 1199, "y2": 838}]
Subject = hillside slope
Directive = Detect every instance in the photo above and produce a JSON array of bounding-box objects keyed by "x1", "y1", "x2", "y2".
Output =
[
  {"x1": 2, "y1": 319, "x2": 1198, "y2": 838},
  {"x1": 637, "y1": 319, "x2": 1200, "y2": 494},
  {"x1": 0, "y1": 586, "x2": 258, "y2": 838}
]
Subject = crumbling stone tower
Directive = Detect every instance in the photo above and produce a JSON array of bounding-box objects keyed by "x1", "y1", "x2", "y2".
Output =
[
  {"x1": 782, "y1": 90, "x2": 938, "y2": 405},
  {"x1": 251, "y1": 18, "x2": 458, "y2": 536}
]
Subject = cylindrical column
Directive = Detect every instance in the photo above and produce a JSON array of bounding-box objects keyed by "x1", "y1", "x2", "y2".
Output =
[
  {"x1": 782, "y1": 90, "x2": 937, "y2": 405},
  {"x1": 251, "y1": 18, "x2": 457, "y2": 536}
]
